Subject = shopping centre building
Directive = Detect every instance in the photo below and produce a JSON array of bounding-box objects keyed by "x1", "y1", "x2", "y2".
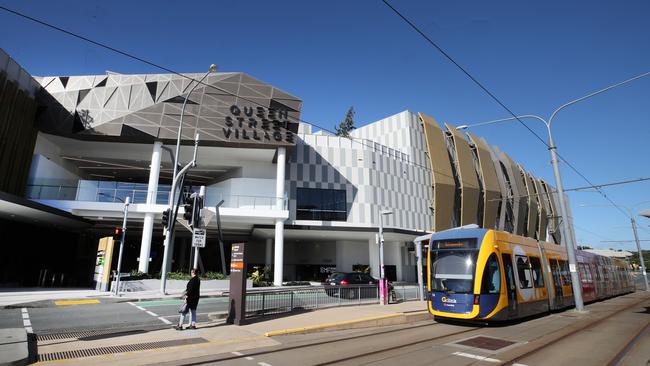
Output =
[{"x1": 0, "y1": 48, "x2": 572, "y2": 287}]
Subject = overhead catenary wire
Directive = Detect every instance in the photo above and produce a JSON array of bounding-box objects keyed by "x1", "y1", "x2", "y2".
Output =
[
  {"x1": 379, "y1": 0, "x2": 639, "y2": 220},
  {"x1": 0, "y1": 5, "x2": 465, "y2": 182},
  {"x1": 0, "y1": 4, "x2": 638, "y2": 220}
]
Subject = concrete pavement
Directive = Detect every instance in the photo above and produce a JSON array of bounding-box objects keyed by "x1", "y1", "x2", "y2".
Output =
[{"x1": 32, "y1": 301, "x2": 428, "y2": 365}]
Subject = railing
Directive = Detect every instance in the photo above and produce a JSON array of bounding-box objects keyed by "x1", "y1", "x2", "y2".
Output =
[
  {"x1": 244, "y1": 284, "x2": 422, "y2": 316},
  {"x1": 25, "y1": 184, "x2": 288, "y2": 210}
]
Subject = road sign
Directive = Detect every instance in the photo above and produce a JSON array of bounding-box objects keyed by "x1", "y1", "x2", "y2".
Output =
[{"x1": 192, "y1": 228, "x2": 206, "y2": 248}]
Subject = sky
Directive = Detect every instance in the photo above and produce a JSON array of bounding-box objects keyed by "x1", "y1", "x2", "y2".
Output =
[{"x1": 1, "y1": 0, "x2": 649, "y2": 250}]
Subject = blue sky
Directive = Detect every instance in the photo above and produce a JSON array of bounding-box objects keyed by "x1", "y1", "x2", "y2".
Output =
[{"x1": 1, "y1": 0, "x2": 649, "y2": 249}]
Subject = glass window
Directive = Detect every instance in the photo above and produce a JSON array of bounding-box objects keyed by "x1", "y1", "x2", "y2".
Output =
[
  {"x1": 481, "y1": 254, "x2": 501, "y2": 294},
  {"x1": 530, "y1": 256, "x2": 545, "y2": 288},
  {"x1": 430, "y1": 250, "x2": 478, "y2": 294},
  {"x1": 559, "y1": 260, "x2": 571, "y2": 285},
  {"x1": 296, "y1": 188, "x2": 347, "y2": 221},
  {"x1": 516, "y1": 255, "x2": 533, "y2": 289}
]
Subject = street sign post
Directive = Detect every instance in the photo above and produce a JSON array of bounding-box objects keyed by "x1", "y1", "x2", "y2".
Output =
[
  {"x1": 192, "y1": 228, "x2": 206, "y2": 248},
  {"x1": 227, "y1": 243, "x2": 247, "y2": 325}
]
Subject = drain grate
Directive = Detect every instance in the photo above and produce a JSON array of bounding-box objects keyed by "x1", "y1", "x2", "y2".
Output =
[
  {"x1": 455, "y1": 336, "x2": 515, "y2": 351},
  {"x1": 37, "y1": 337, "x2": 208, "y2": 361},
  {"x1": 37, "y1": 325, "x2": 166, "y2": 341}
]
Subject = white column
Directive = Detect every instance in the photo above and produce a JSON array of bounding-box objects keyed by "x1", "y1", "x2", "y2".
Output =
[
  {"x1": 368, "y1": 237, "x2": 380, "y2": 279},
  {"x1": 273, "y1": 147, "x2": 287, "y2": 286},
  {"x1": 138, "y1": 141, "x2": 162, "y2": 273},
  {"x1": 265, "y1": 238, "x2": 273, "y2": 268},
  {"x1": 273, "y1": 220, "x2": 284, "y2": 286}
]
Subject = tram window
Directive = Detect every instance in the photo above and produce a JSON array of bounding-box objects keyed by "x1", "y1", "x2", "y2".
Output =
[
  {"x1": 529, "y1": 257, "x2": 545, "y2": 288},
  {"x1": 559, "y1": 260, "x2": 571, "y2": 285},
  {"x1": 481, "y1": 254, "x2": 501, "y2": 294},
  {"x1": 579, "y1": 264, "x2": 588, "y2": 283},
  {"x1": 516, "y1": 255, "x2": 533, "y2": 289}
]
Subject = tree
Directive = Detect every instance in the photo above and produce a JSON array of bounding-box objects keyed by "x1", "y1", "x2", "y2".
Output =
[{"x1": 335, "y1": 106, "x2": 355, "y2": 137}]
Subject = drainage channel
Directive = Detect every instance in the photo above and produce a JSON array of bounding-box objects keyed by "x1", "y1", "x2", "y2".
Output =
[
  {"x1": 37, "y1": 324, "x2": 169, "y2": 341},
  {"x1": 38, "y1": 337, "x2": 209, "y2": 361}
]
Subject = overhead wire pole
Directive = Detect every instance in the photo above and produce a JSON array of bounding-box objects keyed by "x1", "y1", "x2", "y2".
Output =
[{"x1": 381, "y1": 0, "x2": 650, "y2": 312}]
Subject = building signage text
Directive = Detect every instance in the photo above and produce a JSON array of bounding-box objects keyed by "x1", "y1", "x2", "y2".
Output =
[{"x1": 224, "y1": 105, "x2": 296, "y2": 144}]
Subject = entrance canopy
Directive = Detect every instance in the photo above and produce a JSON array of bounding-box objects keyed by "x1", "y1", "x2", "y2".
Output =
[{"x1": 0, "y1": 191, "x2": 90, "y2": 229}]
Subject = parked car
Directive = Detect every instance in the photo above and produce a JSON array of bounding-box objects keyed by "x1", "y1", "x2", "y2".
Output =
[{"x1": 323, "y1": 272, "x2": 393, "y2": 300}]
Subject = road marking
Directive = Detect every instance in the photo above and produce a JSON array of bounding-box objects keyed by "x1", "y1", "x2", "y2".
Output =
[
  {"x1": 231, "y1": 351, "x2": 244, "y2": 356},
  {"x1": 128, "y1": 301, "x2": 171, "y2": 325},
  {"x1": 258, "y1": 363, "x2": 272, "y2": 366},
  {"x1": 21, "y1": 308, "x2": 33, "y2": 334},
  {"x1": 245, "y1": 357, "x2": 254, "y2": 360},
  {"x1": 512, "y1": 364, "x2": 530, "y2": 366},
  {"x1": 54, "y1": 299, "x2": 100, "y2": 306},
  {"x1": 452, "y1": 351, "x2": 501, "y2": 363}
]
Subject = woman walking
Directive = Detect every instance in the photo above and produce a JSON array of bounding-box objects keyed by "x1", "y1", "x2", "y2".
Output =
[{"x1": 175, "y1": 268, "x2": 201, "y2": 330}]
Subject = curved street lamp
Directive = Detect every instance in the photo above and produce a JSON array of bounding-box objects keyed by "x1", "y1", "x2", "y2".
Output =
[
  {"x1": 455, "y1": 70, "x2": 650, "y2": 311},
  {"x1": 160, "y1": 64, "x2": 217, "y2": 294}
]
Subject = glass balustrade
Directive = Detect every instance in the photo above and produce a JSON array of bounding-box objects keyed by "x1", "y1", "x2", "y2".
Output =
[{"x1": 25, "y1": 180, "x2": 287, "y2": 210}]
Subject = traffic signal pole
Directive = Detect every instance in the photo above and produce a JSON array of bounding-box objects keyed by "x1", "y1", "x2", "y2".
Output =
[
  {"x1": 160, "y1": 134, "x2": 200, "y2": 294},
  {"x1": 192, "y1": 186, "x2": 206, "y2": 269},
  {"x1": 114, "y1": 196, "x2": 130, "y2": 296}
]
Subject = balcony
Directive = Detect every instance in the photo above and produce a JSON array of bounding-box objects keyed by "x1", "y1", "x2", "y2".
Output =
[{"x1": 26, "y1": 180, "x2": 287, "y2": 210}]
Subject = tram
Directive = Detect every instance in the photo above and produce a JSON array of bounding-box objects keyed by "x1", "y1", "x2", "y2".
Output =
[{"x1": 426, "y1": 227, "x2": 634, "y2": 321}]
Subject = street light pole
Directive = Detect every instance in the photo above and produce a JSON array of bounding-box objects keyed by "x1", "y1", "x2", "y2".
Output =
[
  {"x1": 630, "y1": 216, "x2": 650, "y2": 291},
  {"x1": 378, "y1": 209, "x2": 393, "y2": 305},
  {"x1": 454, "y1": 70, "x2": 650, "y2": 311},
  {"x1": 159, "y1": 65, "x2": 215, "y2": 294},
  {"x1": 114, "y1": 196, "x2": 130, "y2": 296}
]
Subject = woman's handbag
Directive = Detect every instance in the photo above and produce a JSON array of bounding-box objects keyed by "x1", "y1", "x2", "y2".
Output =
[{"x1": 178, "y1": 302, "x2": 188, "y2": 314}]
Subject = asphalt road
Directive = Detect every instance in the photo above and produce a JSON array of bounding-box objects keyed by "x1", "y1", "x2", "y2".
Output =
[{"x1": 0, "y1": 297, "x2": 232, "y2": 335}]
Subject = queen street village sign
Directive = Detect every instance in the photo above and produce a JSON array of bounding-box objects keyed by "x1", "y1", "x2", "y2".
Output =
[{"x1": 223, "y1": 105, "x2": 298, "y2": 145}]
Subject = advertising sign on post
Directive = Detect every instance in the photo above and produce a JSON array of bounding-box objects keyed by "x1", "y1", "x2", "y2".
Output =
[
  {"x1": 93, "y1": 237, "x2": 115, "y2": 292},
  {"x1": 226, "y1": 243, "x2": 247, "y2": 325}
]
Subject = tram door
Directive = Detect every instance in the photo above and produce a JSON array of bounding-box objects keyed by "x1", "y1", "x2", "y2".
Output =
[
  {"x1": 501, "y1": 254, "x2": 517, "y2": 317},
  {"x1": 549, "y1": 260, "x2": 564, "y2": 309}
]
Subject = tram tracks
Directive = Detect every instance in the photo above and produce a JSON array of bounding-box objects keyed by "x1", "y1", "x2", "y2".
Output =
[
  {"x1": 499, "y1": 295, "x2": 650, "y2": 366},
  {"x1": 174, "y1": 321, "x2": 479, "y2": 366}
]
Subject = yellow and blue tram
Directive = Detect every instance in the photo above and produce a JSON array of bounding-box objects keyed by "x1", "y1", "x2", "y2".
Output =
[{"x1": 427, "y1": 227, "x2": 634, "y2": 321}]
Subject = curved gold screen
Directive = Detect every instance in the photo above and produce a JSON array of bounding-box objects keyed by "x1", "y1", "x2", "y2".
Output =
[
  {"x1": 533, "y1": 178, "x2": 548, "y2": 241},
  {"x1": 419, "y1": 113, "x2": 455, "y2": 231},
  {"x1": 445, "y1": 124, "x2": 480, "y2": 226},
  {"x1": 467, "y1": 132, "x2": 501, "y2": 229},
  {"x1": 523, "y1": 171, "x2": 539, "y2": 239}
]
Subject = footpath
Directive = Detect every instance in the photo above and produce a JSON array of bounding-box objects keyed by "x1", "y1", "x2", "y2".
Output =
[{"x1": 32, "y1": 301, "x2": 428, "y2": 365}]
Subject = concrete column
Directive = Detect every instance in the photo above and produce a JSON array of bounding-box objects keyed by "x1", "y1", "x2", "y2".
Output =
[
  {"x1": 273, "y1": 147, "x2": 287, "y2": 286},
  {"x1": 368, "y1": 237, "x2": 380, "y2": 279},
  {"x1": 265, "y1": 238, "x2": 273, "y2": 268},
  {"x1": 273, "y1": 220, "x2": 284, "y2": 286},
  {"x1": 139, "y1": 140, "x2": 163, "y2": 273}
]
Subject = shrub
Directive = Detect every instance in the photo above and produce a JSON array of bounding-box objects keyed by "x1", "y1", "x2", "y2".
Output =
[
  {"x1": 128, "y1": 270, "x2": 151, "y2": 280},
  {"x1": 166, "y1": 271, "x2": 191, "y2": 280},
  {"x1": 283, "y1": 281, "x2": 311, "y2": 286},
  {"x1": 201, "y1": 271, "x2": 227, "y2": 280}
]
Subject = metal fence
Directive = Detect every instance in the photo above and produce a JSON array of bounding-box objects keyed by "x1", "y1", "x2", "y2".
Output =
[{"x1": 244, "y1": 284, "x2": 421, "y2": 317}]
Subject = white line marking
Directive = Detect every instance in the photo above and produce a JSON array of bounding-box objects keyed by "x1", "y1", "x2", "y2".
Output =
[
  {"x1": 245, "y1": 357, "x2": 254, "y2": 360},
  {"x1": 258, "y1": 363, "x2": 272, "y2": 366},
  {"x1": 512, "y1": 364, "x2": 529, "y2": 366},
  {"x1": 231, "y1": 351, "x2": 244, "y2": 356},
  {"x1": 452, "y1": 351, "x2": 501, "y2": 363},
  {"x1": 21, "y1": 308, "x2": 28, "y2": 313},
  {"x1": 22, "y1": 313, "x2": 29, "y2": 319},
  {"x1": 25, "y1": 327, "x2": 33, "y2": 333},
  {"x1": 21, "y1": 308, "x2": 32, "y2": 334},
  {"x1": 158, "y1": 317, "x2": 172, "y2": 324},
  {"x1": 136, "y1": 306, "x2": 146, "y2": 311},
  {"x1": 23, "y1": 319, "x2": 31, "y2": 327},
  {"x1": 146, "y1": 311, "x2": 159, "y2": 317},
  {"x1": 127, "y1": 302, "x2": 135, "y2": 306}
]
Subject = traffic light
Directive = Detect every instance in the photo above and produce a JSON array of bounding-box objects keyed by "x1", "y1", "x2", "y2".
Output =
[
  {"x1": 183, "y1": 202, "x2": 195, "y2": 226},
  {"x1": 161, "y1": 208, "x2": 171, "y2": 228},
  {"x1": 113, "y1": 227, "x2": 122, "y2": 242}
]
